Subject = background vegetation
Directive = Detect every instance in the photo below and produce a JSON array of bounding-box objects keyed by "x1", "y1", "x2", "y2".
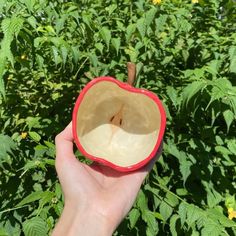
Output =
[{"x1": 0, "y1": 0, "x2": 236, "y2": 235}]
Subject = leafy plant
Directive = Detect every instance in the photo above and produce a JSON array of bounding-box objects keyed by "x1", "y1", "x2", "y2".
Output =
[{"x1": 0, "y1": 0, "x2": 236, "y2": 235}]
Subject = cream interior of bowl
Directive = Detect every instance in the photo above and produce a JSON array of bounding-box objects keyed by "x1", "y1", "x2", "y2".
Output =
[{"x1": 76, "y1": 81, "x2": 161, "y2": 167}]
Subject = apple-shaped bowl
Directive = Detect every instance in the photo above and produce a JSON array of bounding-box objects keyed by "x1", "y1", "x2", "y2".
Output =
[{"x1": 72, "y1": 77, "x2": 166, "y2": 172}]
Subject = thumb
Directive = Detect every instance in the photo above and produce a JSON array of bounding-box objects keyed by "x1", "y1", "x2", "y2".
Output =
[{"x1": 55, "y1": 122, "x2": 76, "y2": 165}]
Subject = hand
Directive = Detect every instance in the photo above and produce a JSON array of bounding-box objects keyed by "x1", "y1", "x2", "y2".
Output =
[{"x1": 52, "y1": 122, "x2": 162, "y2": 236}]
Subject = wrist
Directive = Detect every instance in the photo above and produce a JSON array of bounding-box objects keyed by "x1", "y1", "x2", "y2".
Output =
[{"x1": 53, "y1": 201, "x2": 115, "y2": 236}]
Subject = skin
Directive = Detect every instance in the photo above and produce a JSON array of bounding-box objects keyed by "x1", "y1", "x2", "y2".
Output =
[{"x1": 52, "y1": 122, "x2": 162, "y2": 236}]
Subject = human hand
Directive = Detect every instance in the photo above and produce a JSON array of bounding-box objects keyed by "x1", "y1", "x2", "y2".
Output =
[{"x1": 52, "y1": 122, "x2": 162, "y2": 236}]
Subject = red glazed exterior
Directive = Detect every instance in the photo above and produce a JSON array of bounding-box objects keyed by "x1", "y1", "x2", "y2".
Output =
[{"x1": 72, "y1": 77, "x2": 166, "y2": 172}]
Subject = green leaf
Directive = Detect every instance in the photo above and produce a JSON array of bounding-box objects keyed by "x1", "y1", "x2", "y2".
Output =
[
  {"x1": 29, "y1": 132, "x2": 41, "y2": 142},
  {"x1": 137, "y1": 18, "x2": 146, "y2": 39},
  {"x1": 153, "y1": 212, "x2": 163, "y2": 221},
  {"x1": 201, "y1": 223, "x2": 222, "y2": 236},
  {"x1": 159, "y1": 200, "x2": 173, "y2": 222},
  {"x1": 161, "y1": 56, "x2": 173, "y2": 65},
  {"x1": 100, "y1": 27, "x2": 111, "y2": 48},
  {"x1": 227, "y1": 139, "x2": 236, "y2": 154},
  {"x1": 129, "y1": 208, "x2": 140, "y2": 228},
  {"x1": 95, "y1": 42, "x2": 104, "y2": 54},
  {"x1": 61, "y1": 45, "x2": 68, "y2": 65},
  {"x1": 186, "y1": 204, "x2": 202, "y2": 227},
  {"x1": 206, "y1": 59, "x2": 221, "y2": 76},
  {"x1": 207, "y1": 208, "x2": 236, "y2": 228},
  {"x1": 22, "y1": 217, "x2": 48, "y2": 236},
  {"x1": 178, "y1": 203, "x2": 188, "y2": 226},
  {"x1": 165, "y1": 192, "x2": 179, "y2": 207},
  {"x1": 145, "y1": 7, "x2": 157, "y2": 29},
  {"x1": 182, "y1": 80, "x2": 206, "y2": 107},
  {"x1": 27, "y1": 16, "x2": 37, "y2": 29},
  {"x1": 111, "y1": 38, "x2": 120, "y2": 56},
  {"x1": 166, "y1": 86, "x2": 178, "y2": 107},
  {"x1": 126, "y1": 23, "x2": 136, "y2": 42},
  {"x1": 38, "y1": 191, "x2": 54, "y2": 211},
  {"x1": 0, "y1": 228, "x2": 9, "y2": 236},
  {"x1": 143, "y1": 210, "x2": 158, "y2": 235},
  {"x1": 229, "y1": 46, "x2": 236, "y2": 73},
  {"x1": 0, "y1": 54, "x2": 6, "y2": 98},
  {"x1": 179, "y1": 159, "x2": 192, "y2": 185},
  {"x1": 136, "y1": 190, "x2": 147, "y2": 211},
  {"x1": 223, "y1": 109, "x2": 235, "y2": 132},
  {"x1": 155, "y1": 15, "x2": 167, "y2": 32},
  {"x1": 169, "y1": 215, "x2": 179, "y2": 236},
  {"x1": 51, "y1": 46, "x2": 61, "y2": 66},
  {"x1": 215, "y1": 146, "x2": 231, "y2": 156},
  {"x1": 16, "y1": 191, "x2": 51, "y2": 207},
  {"x1": 0, "y1": 134, "x2": 16, "y2": 161}
]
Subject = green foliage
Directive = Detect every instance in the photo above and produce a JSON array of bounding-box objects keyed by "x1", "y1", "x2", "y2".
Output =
[{"x1": 0, "y1": 0, "x2": 236, "y2": 235}]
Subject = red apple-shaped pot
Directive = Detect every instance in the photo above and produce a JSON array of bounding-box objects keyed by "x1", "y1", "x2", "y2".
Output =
[{"x1": 72, "y1": 75, "x2": 166, "y2": 172}]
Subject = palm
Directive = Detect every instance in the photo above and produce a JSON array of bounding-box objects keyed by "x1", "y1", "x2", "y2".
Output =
[
  {"x1": 56, "y1": 154, "x2": 149, "y2": 224},
  {"x1": 55, "y1": 122, "x2": 161, "y2": 228}
]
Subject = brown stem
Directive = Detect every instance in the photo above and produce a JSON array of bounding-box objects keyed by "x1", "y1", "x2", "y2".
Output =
[{"x1": 127, "y1": 62, "x2": 136, "y2": 86}]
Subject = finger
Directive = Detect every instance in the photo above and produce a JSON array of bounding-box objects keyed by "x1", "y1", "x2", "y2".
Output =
[
  {"x1": 55, "y1": 122, "x2": 75, "y2": 162},
  {"x1": 125, "y1": 141, "x2": 163, "y2": 184},
  {"x1": 142, "y1": 140, "x2": 163, "y2": 173}
]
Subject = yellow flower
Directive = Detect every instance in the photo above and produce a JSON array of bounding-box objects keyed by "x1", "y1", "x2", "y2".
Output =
[
  {"x1": 21, "y1": 54, "x2": 27, "y2": 60},
  {"x1": 192, "y1": 0, "x2": 199, "y2": 3},
  {"x1": 152, "y1": 0, "x2": 161, "y2": 5},
  {"x1": 228, "y1": 208, "x2": 236, "y2": 220},
  {"x1": 21, "y1": 132, "x2": 27, "y2": 139}
]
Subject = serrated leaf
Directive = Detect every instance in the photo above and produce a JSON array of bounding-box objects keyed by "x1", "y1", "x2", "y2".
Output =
[
  {"x1": 166, "y1": 86, "x2": 178, "y2": 107},
  {"x1": 206, "y1": 59, "x2": 221, "y2": 75},
  {"x1": 186, "y1": 204, "x2": 202, "y2": 227},
  {"x1": 159, "y1": 200, "x2": 173, "y2": 222},
  {"x1": 111, "y1": 38, "x2": 120, "y2": 56},
  {"x1": 227, "y1": 139, "x2": 236, "y2": 154},
  {"x1": 155, "y1": 15, "x2": 167, "y2": 32},
  {"x1": 23, "y1": 217, "x2": 48, "y2": 236},
  {"x1": 201, "y1": 223, "x2": 223, "y2": 236},
  {"x1": 165, "y1": 192, "x2": 179, "y2": 207},
  {"x1": 61, "y1": 45, "x2": 68, "y2": 65},
  {"x1": 169, "y1": 215, "x2": 179, "y2": 236},
  {"x1": 229, "y1": 46, "x2": 236, "y2": 73},
  {"x1": 27, "y1": 16, "x2": 37, "y2": 29},
  {"x1": 223, "y1": 110, "x2": 235, "y2": 132},
  {"x1": 179, "y1": 159, "x2": 192, "y2": 185},
  {"x1": 129, "y1": 208, "x2": 140, "y2": 228},
  {"x1": 182, "y1": 80, "x2": 206, "y2": 107},
  {"x1": 145, "y1": 7, "x2": 157, "y2": 28},
  {"x1": 95, "y1": 42, "x2": 104, "y2": 54},
  {"x1": 126, "y1": 23, "x2": 136, "y2": 42},
  {"x1": 207, "y1": 208, "x2": 236, "y2": 228},
  {"x1": 51, "y1": 46, "x2": 61, "y2": 66},
  {"x1": 100, "y1": 27, "x2": 111, "y2": 48},
  {"x1": 0, "y1": 16, "x2": 24, "y2": 96},
  {"x1": 178, "y1": 203, "x2": 187, "y2": 226},
  {"x1": 0, "y1": 134, "x2": 16, "y2": 161},
  {"x1": 29, "y1": 132, "x2": 41, "y2": 142},
  {"x1": 137, "y1": 190, "x2": 147, "y2": 211},
  {"x1": 0, "y1": 55, "x2": 6, "y2": 98},
  {"x1": 137, "y1": 18, "x2": 146, "y2": 39},
  {"x1": 39, "y1": 191, "x2": 54, "y2": 208},
  {"x1": 143, "y1": 210, "x2": 158, "y2": 235},
  {"x1": 16, "y1": 191, "x2": 46, "y2": 207}
]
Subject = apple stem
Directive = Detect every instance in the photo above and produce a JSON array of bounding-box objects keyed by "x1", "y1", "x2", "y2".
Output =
[{"x1": 127, "y1": 62, "x2": 136, "y2": 86}]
